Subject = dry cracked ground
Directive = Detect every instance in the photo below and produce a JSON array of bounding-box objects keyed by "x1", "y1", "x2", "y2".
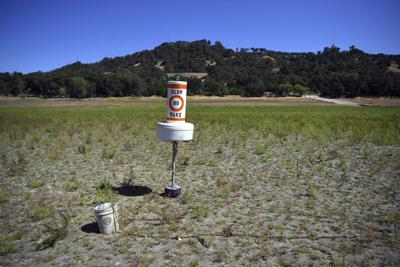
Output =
[{"x1": 1, "y1": 125, "x2": 400, "y2": 266}]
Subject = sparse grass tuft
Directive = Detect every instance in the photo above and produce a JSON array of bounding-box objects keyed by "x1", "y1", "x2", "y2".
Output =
[{"x1": 306, "y1": 184, "x2": 319, "y2": 200}]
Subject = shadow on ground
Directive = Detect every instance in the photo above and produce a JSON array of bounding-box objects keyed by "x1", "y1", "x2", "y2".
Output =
[
  {"x1": 81, "y1": 222, "x2": 100, "y2": 234},
  {"x1": 113, "y1": 185, "x2": 152, "y2": 197}
]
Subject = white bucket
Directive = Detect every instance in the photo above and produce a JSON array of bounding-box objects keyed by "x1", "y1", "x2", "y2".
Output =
[{"x1": 94, "y1": 203, "x2": 119, "y2": 234}]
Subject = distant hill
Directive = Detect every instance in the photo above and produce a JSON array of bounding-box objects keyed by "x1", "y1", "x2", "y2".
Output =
[{"x1": 1, "y1": 40, "x2": 399, "y2": 97}]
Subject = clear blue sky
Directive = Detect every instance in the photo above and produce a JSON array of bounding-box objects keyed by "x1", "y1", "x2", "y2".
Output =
[{"x1": 0, "y1": 0, "x2": 399, "y2": 73}]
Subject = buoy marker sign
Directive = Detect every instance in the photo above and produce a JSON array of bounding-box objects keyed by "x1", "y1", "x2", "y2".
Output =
[
  {"x1": 166, "y1": 81, "x2": 187, "y2": 122},
  {"x1": 156, "y1": 80, "x2": 195, "y2": 198}
]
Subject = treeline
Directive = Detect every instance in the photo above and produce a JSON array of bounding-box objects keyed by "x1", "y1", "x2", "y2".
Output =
[{"x1": 1, "y1": 40, "x2": 399, "y2": 98}]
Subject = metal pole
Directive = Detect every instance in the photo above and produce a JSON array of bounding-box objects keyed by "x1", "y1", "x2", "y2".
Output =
[{"x1": 171, "y1": 141, "x2": 178, "y2": 187}]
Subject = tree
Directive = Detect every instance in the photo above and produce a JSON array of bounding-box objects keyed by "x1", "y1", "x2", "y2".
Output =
[
  {"x1": 293, "y1": 84, "x2": 310, "y2": 96},
  {"x1": 187, "y1": 77, "x2": 203, "y2": 95},
  {"x1": 11, "y1": 72, "x2": 25, "y2": 96},
  {"x1": 0, "y1": 73, "x2": 12, "y2": 95},
  {"x1": 203, "y1": 78, "x2": 227, "y2": 96},
  {"x1": 277, "y1": 83, "x2": 293, "y2": 96},
  {"x1": 66, "y1": 77, "x2": 94, "y2": 98},
  {"x1": 244, "y1": 79, "x2": 264, "y2": 96}
]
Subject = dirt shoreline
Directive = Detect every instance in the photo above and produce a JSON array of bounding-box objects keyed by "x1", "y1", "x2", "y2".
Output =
[{"x1": 1, "y1": 96, "x2": 399, "y2": 108}]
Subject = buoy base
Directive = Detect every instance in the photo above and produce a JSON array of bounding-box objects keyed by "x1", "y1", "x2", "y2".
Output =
[
  {"x1": 165, "y1": 185, "x2": 181, "y2": 198},
  {"x1": 157, "y1": 121, "x2": 194, "y2": 141}
]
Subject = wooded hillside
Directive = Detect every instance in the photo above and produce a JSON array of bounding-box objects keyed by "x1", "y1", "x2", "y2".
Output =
[{"x1": 1, "y1": 40, "x2": 399, "y2": 97}]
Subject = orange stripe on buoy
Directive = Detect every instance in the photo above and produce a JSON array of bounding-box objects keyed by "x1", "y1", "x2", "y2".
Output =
[
  {"x1": 168, "y1": 84, "x2": 187, "y2": 89},
  {"x1": 166, "y1": 117, "x2": 186, "y2": 121}
]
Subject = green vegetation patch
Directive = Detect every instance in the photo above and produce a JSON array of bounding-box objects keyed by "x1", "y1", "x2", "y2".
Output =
[
  {"x1": 32, "y1": 205, "x2": 56, "y2": 221},
  {"x1": 66, "y1": 179, "x2": 82, "y2": 192},
  {"x1": 0, "y1": 190, "x2": 10, "y2": 204},
  {"x1": 1, "y1": 106, "x2": 399, "y2": 144},
  {"x1": 36, "y1": 213, "x2": 69, "y2": 251},
  {"x1": 189, "y1": 204, "x2": 209, "y2": 219},
  {"x1": 95, "y1": 180, "x2": 117, "y2": 203},
  {"x1": 0, "y1": 229, "x2": 23, "y2": 256},
  {"x1": 27, "y1": 178, "x2": 45, "y2": 189}
]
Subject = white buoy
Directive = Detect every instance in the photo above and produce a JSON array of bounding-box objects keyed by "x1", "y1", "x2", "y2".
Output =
[{"x1": 157, "y1": 80, "x2": 194, "y2": 197}]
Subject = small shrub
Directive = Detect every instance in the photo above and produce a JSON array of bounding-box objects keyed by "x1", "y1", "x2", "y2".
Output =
[
  {"x1": 162, "y1": 207, "x2": 186, "y2": 224},
  {"x1": 121, "y1": 141, "x2": 134, "y2": 151},
  {"x1": 260, "y1": 245, "x2": 269, "y2": 260},
  {"x1": 169, "y1": 224, "x2": 179, "y2": 232},
  {"x1": 189, "y1": 259, "x2": 200, "y2": 267},
  {"x1": 66, "y1": 180, "x2": 81, "y2": 192},
  {"x1": 195, "y1": 156, "x2": 217, "y2": 166},
  {"x1": 7, "y1": 152, "x2": 27, "y2": 176},
  {"x1": 122, "y1": 170, "x2": 135, "y2": 187},
  {"x1": 214, "y1": 249, "x2": 227, "y2": 263},
  {"x1": 306, "y1": 184, "x2": 319, "y2": 200},
  {"x1": 386, "y1": 212, "x2": 395, "y2": 224},
  {"x1": 254, "y1": 146, "x2": 265, "y2": 155},
  {"x1": 0, "y1": 191, "x2": 10, "y2": 204},
  {"x1": 0, "y1": 229, "x2": 23, "y2": 256},
  {"x1": 385, "y1": 212, "x2": 400, "y2": 225},
  {"x1": 118, "y1": 245, "x2": 130, "y2": 254},
  {"x1": 216, "y1": 188, "x2": 230, "y2": 199},
  {"x1": 96, "y1": 180, "x2": 113, "y2": 191},
  {"x1": 0, "y1": 236, "x2": 16, "y2": 256},
  {"x1": 77, "y1": 144, "x2": 87, "y2": 154},
  {"x1": 12, "y1": 229, "x2": 23, "y2": 240},
  {"x1": 86, "y1": 135, "x2": 93, "y2": 145},
  {"x1": 215, "y1": 179, "x2": 228, "y2": 187},
  {"x1": 222, "y1": 225, "x2": 234, "y2": 237},
  {"x1": 36, "y1": 212, "x2": 69, "y2": 250},
  {"x1": 189, "y1": 204, "x2": 209, "y2": 219},
  {"x1": 215, "y1": 146, "x2": 223, "y2": 154},
  {"x1": 28, "y1": 178, "x2": 45, "y2": 189},
  {"x1": 102, "y1": 148, "x2": 116, "y2": 159}
]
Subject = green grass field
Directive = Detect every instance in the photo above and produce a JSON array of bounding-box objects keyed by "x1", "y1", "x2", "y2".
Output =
[
  {"x1": 1, "y1": 104, "x2": 399, "y2": 265},
  {"x1": 1, "y1": 105, "x2": 399, "y2": 145}
]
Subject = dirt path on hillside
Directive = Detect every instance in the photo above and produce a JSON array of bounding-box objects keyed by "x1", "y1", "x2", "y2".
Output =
[{"x1": 303, "y1": 95, "x2": 363, "y2": 106}]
